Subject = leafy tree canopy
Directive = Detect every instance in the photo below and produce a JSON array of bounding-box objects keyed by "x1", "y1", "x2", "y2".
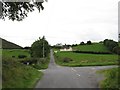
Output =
[
  {"x1": 80, "y1": 41, "x2": 85, "y2": 45},
  {"x1": 103, "y1": 39, "x2": 118, "y2": 52},
  {"x1": 87, "y1": 41, "x2": 92, "y2": 45},
  {"x1": 30, "y1": 36, "x2": 50, "y2": 58},
  {"x1": 0, "y1": 0, "x2": 47, "y2": 21}
]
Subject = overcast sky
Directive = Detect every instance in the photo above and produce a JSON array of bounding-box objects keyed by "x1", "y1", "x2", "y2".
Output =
[{"x1": 0, "y1": 0, "x2": 119, "y2": 47}]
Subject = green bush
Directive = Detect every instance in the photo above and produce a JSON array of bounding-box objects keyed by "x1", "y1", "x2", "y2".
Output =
[
  {"x1": 12, "y1": 56, "x2": 15, "y2": 58},
  {"x1": 32, "y1": 58, "x2": 50, "y2": 69},
  {"x1": 87, "y1": 41, "x2": 92, "y2": 45},
  {"x1": 113, "y1": 46, "x2": 120, "y2": 55},
  {"x1": 80, "y1": 42, "x2": 85, "y2": 45},
  {"x1": 18, "y1": 55, "x2": 27, "y2": 59},
  {"x1": 103, "y1": 39, "x2": 119, "y2": 53},
  {"x1": 63, "y1": 57, "x2": 73, "y2": 63}
]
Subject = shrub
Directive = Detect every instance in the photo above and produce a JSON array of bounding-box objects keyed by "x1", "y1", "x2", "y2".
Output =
[
  {"x1": 103, "y1": 39, "x2": 118, "y2": 52},
  {"x1": 87, "y1": 41, "x2": 92, "y2": 45},
  {"x1": 30, "y1": 58, "x2": 38, "y2": 64},
  {"x1": 31, "y1": 58, "x2": 49, "y2": 69},
  {"x1": 18, "y1": 55, "x2": 27, "y2": 59},
  {"x1": 12, "y1": 56, "x2": 15, "y2": 58},
  {"x1": 113, "y1": 46, "x2": 120, "y2": 55},
  {"x1": 63, "y1": 57, "x2": 73, "y2": 63},
  {"x1": 80, "y1": 42, "x2": 85, "y2": 45}
]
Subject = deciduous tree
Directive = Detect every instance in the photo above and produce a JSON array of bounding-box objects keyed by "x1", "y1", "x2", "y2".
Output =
[
  {"x1": 0, "y1": 0, "x2": 47, "y2": 21},
  {"x1": 87, "y1": 41, "x2": 92, "y2": 45},
  {"x1": 30, "y1": 36, "x2": 50, "y2": 58}
]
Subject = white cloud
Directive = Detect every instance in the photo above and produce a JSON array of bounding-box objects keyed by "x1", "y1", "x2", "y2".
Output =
[{"x1": 0, "y1": 0, "x2": 119, "y2": 47}]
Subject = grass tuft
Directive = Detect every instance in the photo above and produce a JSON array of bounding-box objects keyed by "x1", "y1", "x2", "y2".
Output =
[{"x1": 97, "y1": 68, "x2": 120, "y2": 89}]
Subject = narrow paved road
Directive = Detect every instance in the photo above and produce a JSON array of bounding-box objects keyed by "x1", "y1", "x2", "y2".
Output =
[{"x1": 35, "y1": 49, "x2": 117, "y2": 88}]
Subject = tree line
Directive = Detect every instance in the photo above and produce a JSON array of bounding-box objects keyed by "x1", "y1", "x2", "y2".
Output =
[
  {"x1": 103, "y1": 39, "x2": 120, "y2": 55},
  {"x1": 30, "y1": 38, "x2": 120, "y2": 55}
]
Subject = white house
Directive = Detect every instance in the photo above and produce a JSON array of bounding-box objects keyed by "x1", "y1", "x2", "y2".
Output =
[{"x1": 60, "y1": 46, "x2": 72, "y2": 51}]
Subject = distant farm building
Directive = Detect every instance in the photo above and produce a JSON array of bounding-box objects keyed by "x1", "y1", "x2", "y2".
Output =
[{"x1": 60, "y1": 45, "x2": 72, "y2": 51}]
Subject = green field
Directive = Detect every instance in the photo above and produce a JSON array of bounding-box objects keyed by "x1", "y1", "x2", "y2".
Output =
[
  {"x1": 73, "y1": 43, "x2": 110, "y2": 52},
  {"x1": 97, "y1": 67, "x2": 119, "y2": 89},
  {"x1": 2, "y1": 49, "x2": 30, "y2": 58},
  {"x1": 2, "y1": 49, "x2": 50, "y2": 70},
  {"x1": 55, "y1": 51, "x2": 118, "y2": 66}
]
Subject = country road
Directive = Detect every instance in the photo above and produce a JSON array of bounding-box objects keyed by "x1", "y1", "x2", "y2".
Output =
[{"x1": 35, "y1": 49, "x2": 117, "y2": 88}]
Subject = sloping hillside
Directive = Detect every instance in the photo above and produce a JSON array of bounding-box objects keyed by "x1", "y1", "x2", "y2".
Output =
[
  {"x1": 0, "y1": 38, "x2": 22, "y2": 49},
  {"x1": 73, "y1": 43, "x2": 110, "y2": 52}
]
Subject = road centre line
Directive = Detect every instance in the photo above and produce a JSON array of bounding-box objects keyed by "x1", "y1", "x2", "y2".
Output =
[
  {"x1": 71, "y1": 68, "x2": 81, "y2": 77},
  {"x1": 77, "y1": 74, "x2": 80, "y2": 77},
  {"x1": 71, "y1": 68, "x2": 77, "y2": 72},
  {"x1": 92, "y1": 68, "x2": 95, "y2": 70}
]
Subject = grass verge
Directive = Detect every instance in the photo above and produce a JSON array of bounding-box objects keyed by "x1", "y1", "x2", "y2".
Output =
[
  {"x1": 97, "y1": 67, "x2": 120, "y2": 89},
  {"x1": 2, "y1": 57, "x2": 43, "y2": 88},
  {"x1": 32, "y1": 56, "x2": 50, "y2": 69},
  {"x1": 55, "y1": 51, "x2": 118, "y2": 67}
]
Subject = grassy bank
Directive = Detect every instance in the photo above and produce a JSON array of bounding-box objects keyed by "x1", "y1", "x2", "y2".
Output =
[
  {"x1": 32, "y1": 56, "x2": 50, "y2": 69},
  {"x1": 73, "y1": 43, "x2": 110, "y2": 52},
  {"x1": 97, "y1": 67, "x2": 119, "y2": 89},
  {"x1": 2, "y1": 49, "x2": 50, "y2": 88},
  {"x1": 55, "y1": 51, "x2": 118, "y2": 67},
  {"x1": 2, "y1": 57, "x2": 43, "y2": 88}
]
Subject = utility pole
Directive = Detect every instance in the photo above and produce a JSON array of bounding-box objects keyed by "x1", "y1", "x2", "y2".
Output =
[{"x1": 43, "y1": 40, "x2": 45, "y2": 58}]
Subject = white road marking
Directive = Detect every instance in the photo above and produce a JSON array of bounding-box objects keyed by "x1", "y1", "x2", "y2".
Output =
[
  {"x1": 71, "y1": 68, "x2": 77, "y2": 72},
  {"x1": 71, "y1": 68, "x2": 81, "y2": 77},
  {"x1": 92, "y1": 68, "x2": 95, "y2": 70},
  {"x1": 76, "y1": 74, "x2": 81, "y2": 77}
]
